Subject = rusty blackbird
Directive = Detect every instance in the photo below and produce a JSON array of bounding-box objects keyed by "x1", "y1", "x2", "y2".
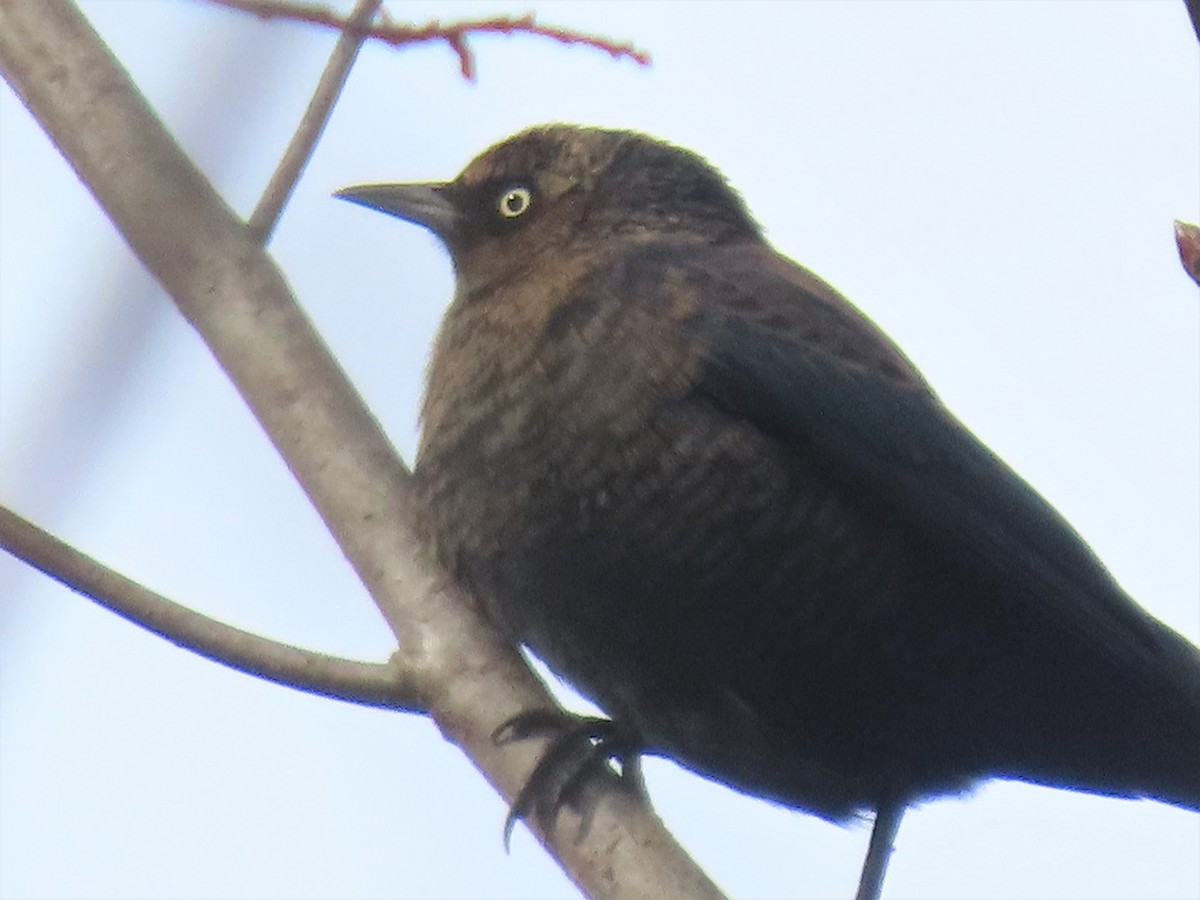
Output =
[{"x1": 337, "y1": 125, "x2": 1200, "y2": 899}]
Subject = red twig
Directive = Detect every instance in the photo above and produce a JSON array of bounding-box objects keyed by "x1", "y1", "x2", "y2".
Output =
[
  {"x1": 208, "y1": 0, "x2": 651, "y2": 81},
  {"x1": 1174, "y1": 220, "x2": 1200, "y2": 288}
]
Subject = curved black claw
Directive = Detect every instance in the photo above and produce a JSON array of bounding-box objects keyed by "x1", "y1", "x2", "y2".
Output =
[{"x1": 493, "y1": 709, "x2": 644, "y2": 848}]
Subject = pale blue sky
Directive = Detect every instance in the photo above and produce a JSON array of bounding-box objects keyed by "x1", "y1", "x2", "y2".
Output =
[{"x1": 2, "y1": 2, "x2": 1198, "y2": 898}]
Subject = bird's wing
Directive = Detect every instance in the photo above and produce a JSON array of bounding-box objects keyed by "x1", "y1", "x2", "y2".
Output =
[{"x1": 682, "y1": 243, "x2": 1197, "y2": 681}]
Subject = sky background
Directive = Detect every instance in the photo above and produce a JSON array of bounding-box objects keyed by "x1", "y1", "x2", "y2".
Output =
[{"x1": 1, "y1": 1, "x2": 1198, "y2": 898}]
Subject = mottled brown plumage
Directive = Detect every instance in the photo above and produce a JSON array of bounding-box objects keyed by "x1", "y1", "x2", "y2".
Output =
[{"x1": 337, "y1": 125, "x2": 1200, "y2": 899}]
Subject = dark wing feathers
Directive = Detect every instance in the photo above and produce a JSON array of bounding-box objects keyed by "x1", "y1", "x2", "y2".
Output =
[{"x1": 681, "y1": 246, "x2": 1200, "y2": 695}]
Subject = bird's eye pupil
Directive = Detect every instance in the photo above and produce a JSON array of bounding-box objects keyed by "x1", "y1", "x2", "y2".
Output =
[{"x1": 498, "y1": 187, "x2": 532, "y2": 219}]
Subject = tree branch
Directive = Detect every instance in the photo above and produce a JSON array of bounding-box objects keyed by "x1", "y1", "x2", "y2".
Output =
[
  {"x1": 247, "y1": 0, "x2": 381, "y2": 242},
  {"x1": 0, "y1": 506, "x2": 420, "y2": 710},
  {"x1": 0, "y1": 2, "x2": 720, "y2": 897},
  {"x1": 208, "y1": 0, "x2": 651, "y2": 81},
  {"x1": 0, "y1": 0, "x2": 403, "y2": 711},
  {"x1": 1174, "y1": 220, "x2": 1200, "y2": 287},
  {"x1": 0, "y1": 0, "x2": 409, "y2": 721}
]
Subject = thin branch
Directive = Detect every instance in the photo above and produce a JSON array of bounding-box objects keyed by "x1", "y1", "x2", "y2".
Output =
[
  {"x1": 0, "y1": 506, "x2": 422, "y2": 710},
  {"x1": 0, "y1": 0, "x2": 406, "y2": 711},
  {"x1": 208, "y1": 0, "x2": 652, "y2": 81},
  {"x1": 0, "y1": 2, "x2": 719, "y2": 897},
  {"x1": 247, "y1": 0, "x2": 382, "y2": 241}
]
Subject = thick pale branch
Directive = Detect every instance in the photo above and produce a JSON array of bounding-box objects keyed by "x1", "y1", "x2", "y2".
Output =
[
  {"x1": 0, "y1": 2, "x2": 721, "y2": 897},
  {"x1": 0, "y1": 0, "x2": 409, "y2": 712},
  {"x1": 0, "y1": 506, "x2": 420, "y2": 710}
]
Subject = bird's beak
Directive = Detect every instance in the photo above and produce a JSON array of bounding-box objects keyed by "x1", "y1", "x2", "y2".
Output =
[{"x1": 334, "y1": 182, "x2": 459, "y2": 241}]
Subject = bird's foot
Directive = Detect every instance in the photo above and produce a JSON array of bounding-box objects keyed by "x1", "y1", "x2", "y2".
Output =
[
  {"x1": 855, "y1": 801, "x2": 905, "y2": 900},
  {"x1": 492, "y1": 709, "x2": 644, "y2": 848}
]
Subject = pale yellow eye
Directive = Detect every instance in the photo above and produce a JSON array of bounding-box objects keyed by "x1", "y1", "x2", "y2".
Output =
[{"x1": 497, "y1": 186, "x2": 532, "y2": 219}]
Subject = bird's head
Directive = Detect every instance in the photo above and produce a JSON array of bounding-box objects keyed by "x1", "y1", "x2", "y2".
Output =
[{"x1": 336, "y1": 125, "x2": 760, "y2": 295}]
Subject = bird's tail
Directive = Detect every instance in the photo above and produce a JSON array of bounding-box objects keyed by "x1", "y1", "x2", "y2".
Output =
[{"x1": 1009, "y1": 613, "x2": 1200, "y2": 813}]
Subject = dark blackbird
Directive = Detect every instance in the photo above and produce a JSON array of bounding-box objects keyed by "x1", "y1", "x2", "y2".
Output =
[{"x1": 337, "y1": 125, "x2": 1200, "y2": 898}]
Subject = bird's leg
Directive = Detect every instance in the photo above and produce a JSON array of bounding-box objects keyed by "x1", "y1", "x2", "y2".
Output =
[
  {"x1": 492, "y1": 709, "x2": 644, "y2": 848},
  {"x1": 855, "y1": 800, "x2": 905, "y2": 900}
]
